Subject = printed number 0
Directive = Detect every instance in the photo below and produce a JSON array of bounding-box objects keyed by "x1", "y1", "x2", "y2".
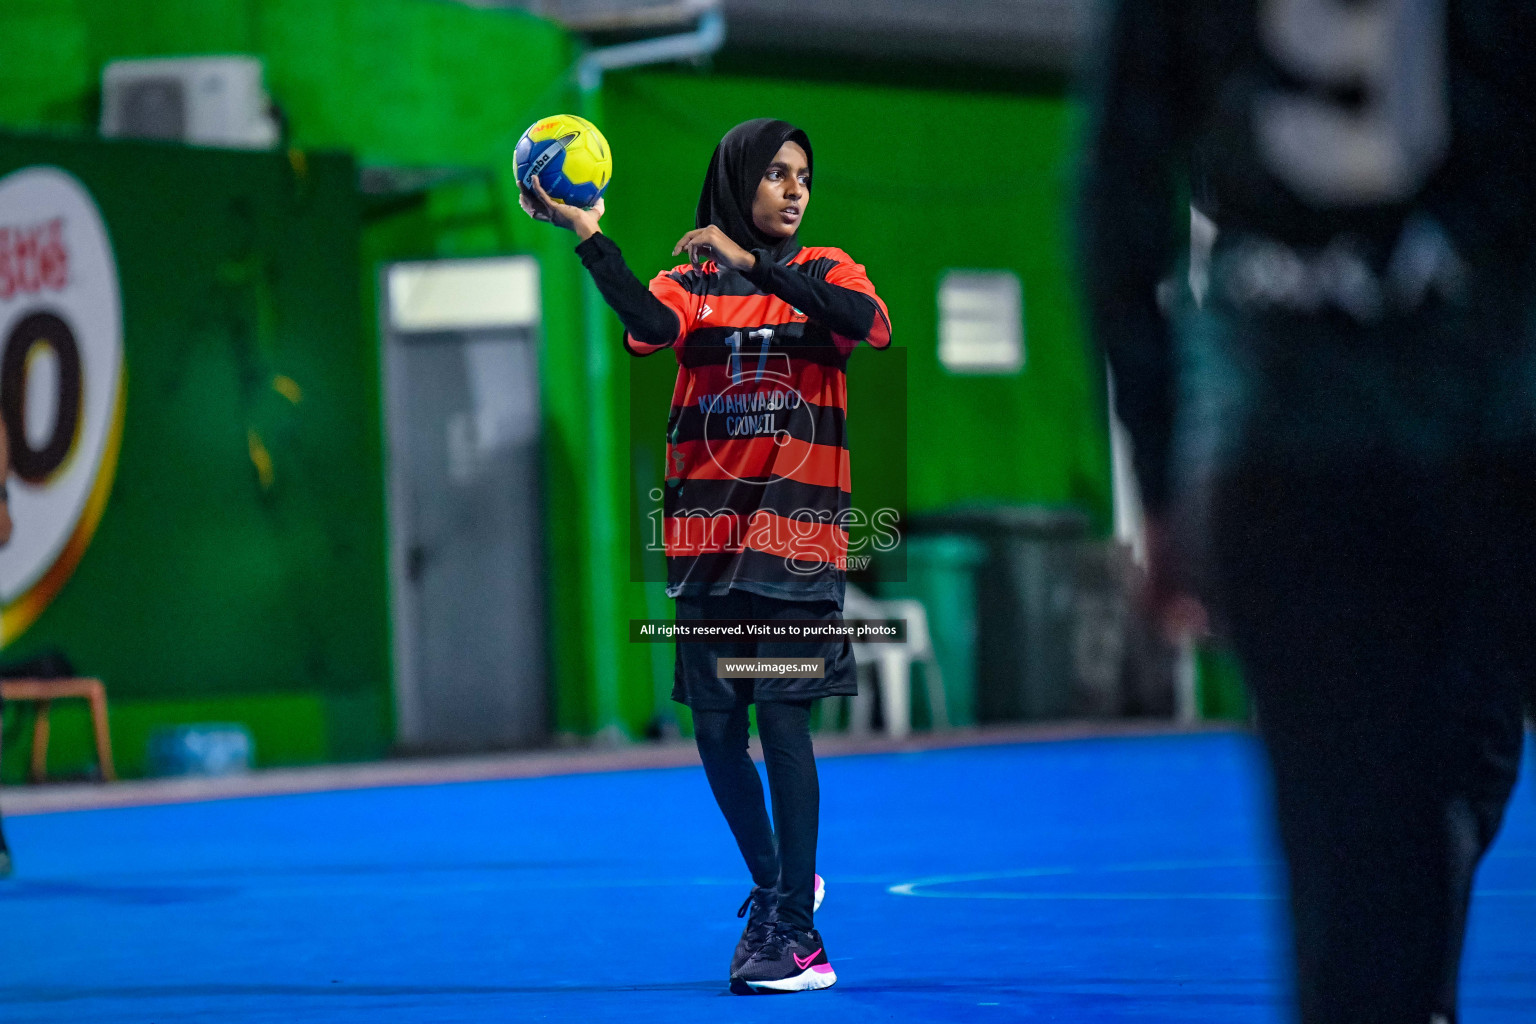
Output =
[
  {"x1": 1, "y1": 312, "x2": 82, "y2": 483},
  {"x1": 1257, "y1": 0, "x2": 1449, "y2": 205}
]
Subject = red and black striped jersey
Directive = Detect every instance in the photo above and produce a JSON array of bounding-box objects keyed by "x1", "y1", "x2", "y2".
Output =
[{"x1": 628, "y1": 246, "x2": 892, "y2": 600}]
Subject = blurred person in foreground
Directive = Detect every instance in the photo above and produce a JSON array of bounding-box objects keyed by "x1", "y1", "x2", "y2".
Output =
[{"x1": 1080, "y1": 1, "x2": 1536, "y2": 1021}]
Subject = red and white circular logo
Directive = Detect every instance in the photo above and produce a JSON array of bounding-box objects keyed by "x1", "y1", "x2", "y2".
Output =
[{"x1": 0, "y1": 166, "x2": 125, "y2": 645}]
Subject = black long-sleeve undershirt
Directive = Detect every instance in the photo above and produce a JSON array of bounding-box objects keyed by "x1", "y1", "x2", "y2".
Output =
[
  {"x1": 576, "y1": 232, "x2": 681, "y2": 349},
  {"x1": 741, "y1": 248, "x2": 878, "y2": 341},
  {"x1": 574, "y1": 232, "x2": 879, "y2": 351}
]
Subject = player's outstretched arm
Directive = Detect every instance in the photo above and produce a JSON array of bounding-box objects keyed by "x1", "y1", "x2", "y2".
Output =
[{"x1": 520, "y1": 178, "x2": 682, "y2": 351}]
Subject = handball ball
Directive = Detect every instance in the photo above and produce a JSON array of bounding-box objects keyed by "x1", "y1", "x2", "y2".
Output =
[{"x1": 515, "y1": 114, "x2": 612, "y2": 209}]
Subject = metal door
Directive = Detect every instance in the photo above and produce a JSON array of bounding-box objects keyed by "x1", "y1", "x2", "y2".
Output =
[{"x1": 382, "y1": 257, "x2": 546, "y2": 752}]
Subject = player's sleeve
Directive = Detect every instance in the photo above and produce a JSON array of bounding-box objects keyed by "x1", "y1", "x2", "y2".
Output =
[
  {"x1": 824, "y1": 255, "x2": 892, "y2": 352},
  {"x1": 630, "y1": 270, "x2": 699, "y2": 355},
  {"x1": 574, "y1": 233, "x2": 690, "y2": 355},
  {"x1": 742, "y1": 249, "x2": 890, "y2": 353},
  {"x1": 1077, "y1": 0, "x2": 1194, "y2": 517}
]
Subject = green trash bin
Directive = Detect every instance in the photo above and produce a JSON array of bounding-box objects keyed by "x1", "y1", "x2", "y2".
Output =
[
  {"x1": 1196, "y1": 643, "x2": 1250, "y2": 721},
  {"x1": 909, "y1": 506, "x2": 1093, "y2": 723},
  {"x1": 876, "y1": 534, "x2": 987, "y2": 727}
]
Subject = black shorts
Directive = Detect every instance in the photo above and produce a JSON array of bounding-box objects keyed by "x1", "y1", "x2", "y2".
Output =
[{"x1": 672, "y1": 589, "x2": 859, "y2": 710}]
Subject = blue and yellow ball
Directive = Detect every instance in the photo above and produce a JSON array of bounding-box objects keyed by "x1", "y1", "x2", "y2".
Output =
[{"x1": 515, "y1": 114, "x2": 612, "y2": 209}]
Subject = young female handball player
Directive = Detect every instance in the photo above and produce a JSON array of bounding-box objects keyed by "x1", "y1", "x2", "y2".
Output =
[{"x1": 523, "y1": 117, "x2": 891, "y2": 994}]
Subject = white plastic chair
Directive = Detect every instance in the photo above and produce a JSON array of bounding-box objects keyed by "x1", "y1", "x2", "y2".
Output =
[{"x1": 831, "y1": 586, "x2": 949, "y2": 739}]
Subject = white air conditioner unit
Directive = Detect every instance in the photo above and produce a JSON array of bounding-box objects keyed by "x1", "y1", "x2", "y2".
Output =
[{"x1": 100, "y1": 56, "x2": 280, "y2": 150}]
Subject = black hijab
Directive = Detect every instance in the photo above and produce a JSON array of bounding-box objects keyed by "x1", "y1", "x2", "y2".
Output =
[{"x1": 696, "y1": 118, "x2": 813, "y2": 264}]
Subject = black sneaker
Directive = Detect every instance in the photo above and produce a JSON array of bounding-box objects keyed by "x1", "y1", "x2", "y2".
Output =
[
  {"x1": 0, "y1": 822, "x2": 11, "y2": 879},
  {"x1": 729, "y1": 886, "x2": 777, "y2": 979},
  {"x1": 734, "y1": 922, "x2": 836, "y2": 993}
]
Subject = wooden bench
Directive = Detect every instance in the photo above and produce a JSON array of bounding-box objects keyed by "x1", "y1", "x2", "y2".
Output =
[{"x1": 0, "y1": 678, "x2": 116, "y2": 783}]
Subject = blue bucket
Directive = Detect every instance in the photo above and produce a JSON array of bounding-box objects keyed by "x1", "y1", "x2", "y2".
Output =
[{"x1": 146, "y1": 723, "x2": 255, "y2": 778}]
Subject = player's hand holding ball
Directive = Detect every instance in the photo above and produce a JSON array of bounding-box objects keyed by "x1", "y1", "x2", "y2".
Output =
[
  {"x1": 521, "y1": 178, "x2": 604, "y2": 239},
  {"x1": 515, "y1": 114, "x2": 611, "y2": 242}
]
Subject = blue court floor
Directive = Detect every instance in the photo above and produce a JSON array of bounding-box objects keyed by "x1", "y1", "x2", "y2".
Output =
[{"x1": 1, "y1": 731, "x2": 1531, "y2": 1023}]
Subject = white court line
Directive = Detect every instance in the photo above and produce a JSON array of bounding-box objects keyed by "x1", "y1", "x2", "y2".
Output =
[
  {"x1": 889, "y1": 858, "x2": 1270, "y2": 894},
  {"x1": 912, "y1": 892, "x2": 1284, "y2": 901},
  {"x1": 889, "y1": 852, "x2": 1536, "y2": 901}
]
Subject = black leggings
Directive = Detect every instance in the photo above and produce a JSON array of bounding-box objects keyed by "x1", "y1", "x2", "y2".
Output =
[{"x1": 693, "y1": 696, "x2": 819, "y2": 931}]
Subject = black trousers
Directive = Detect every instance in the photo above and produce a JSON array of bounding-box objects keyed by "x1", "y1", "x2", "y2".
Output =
[
  {"x1": 692, "y1": 692, "x2": 820, "y2": 931},
  {"x1": 1206, "y1": 456, "x2": 1532, "y2": 1024},
  {"x1": 677, "y1": 589, "x2": 850, "y2": 930}
]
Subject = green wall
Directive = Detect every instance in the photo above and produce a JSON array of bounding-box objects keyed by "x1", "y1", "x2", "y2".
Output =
[
  {"x1": 601, "y1": 69, "x2": 1110, "y2": 522},
  {"x1": 0, "y1": 133, "x2": 388, "y2": 779},
  {"x1": 0, "y1": 1, "x2": 1113, "y2": 751},
  {"x1": 0, "y1": 0, "x2": 574, "y2": 165}
]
